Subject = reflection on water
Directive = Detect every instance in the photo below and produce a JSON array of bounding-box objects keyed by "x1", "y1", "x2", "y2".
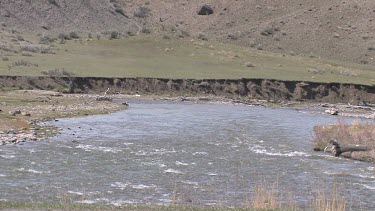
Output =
[{"x1": 1, "y1": 100, "x2": 375, "y2": 209}]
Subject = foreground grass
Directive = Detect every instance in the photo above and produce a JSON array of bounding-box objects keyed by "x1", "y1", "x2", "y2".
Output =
[
  {"x1": 313, "y1": 119, "x2": 375, "y2": 162},
  {"x1": 0, "y1": 35, "x2": 374, "y2": 85},
  {"x1": 0, "y1": 202, "x2": 258, "y2": 211},
  {"x1": 0, "y1": 181, "x2": 348, "y2": 211},
  {"x1": 0, "y1": 202, "x2": 270, "y2": 211}
]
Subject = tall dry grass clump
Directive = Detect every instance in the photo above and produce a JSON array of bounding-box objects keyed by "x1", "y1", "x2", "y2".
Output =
[
  {"x1": 313, "y1": 119, "x2": 375, "y2": 162},
  {"x1": 312, "y1": 183, "x2": 346, "y2": 211},
  {"x1": 249, "y1": 180, "x2": 279, "y2": 210}
]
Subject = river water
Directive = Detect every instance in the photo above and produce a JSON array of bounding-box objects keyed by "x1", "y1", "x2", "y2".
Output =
[{"x1": 1, "y1": 100, "x2": 375, "y2": 209}]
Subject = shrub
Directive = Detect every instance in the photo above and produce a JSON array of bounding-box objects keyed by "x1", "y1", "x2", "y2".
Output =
[
  {"x1": 41, "y1": 68, "x2": 74, "y2": 77},
  {"x1": 58, "y1": 33, "x2": 71, "y2": 40},
  {"x1": 0, "y1": 45, "x2": 13, "y2": 52},
  {"x1": 69, "y1": 32, "x2": 80, "y2": 39},
  {"x1": 113, "y1": 4, "x2": 126, "y2": 17},
  {"x1": 134, "y1": 6, "x2": 151, "y2": 18},
  {"x1": 48, "y1": 0, "x2": 59, "y2": 6},
  {"x1": 2, "y1": 57, "x2": 9, "y2": 61},
  {"x1": 127, "y1": 31, "x2": 136, "y2": 36},
  {"x1": 245, "y1": 62, "x2": 255, "y2": 68},
  {"x1": 141, "y1": 28, "x2": 151, "y2": 34},
  {"x1": 20, "y1": 45, "x2": 40, "y2": 53},
  {"x1": 197, "y1": 33, "x2": 208, "y2": 41},
  {"x1": 162, "y1": 35, "x2": 171, "y2": 40},
  {"x1": 40, "y1": 47, "x2": 54, "y2": 54},
  {"x1": 17, "y1": 35, "x2": 25, "y2": 41},
  {"x1": 11, "y1": 60, "x2": 38, "y2": 67},
  {"x1": 39, "y1": 35, "x2": 56, "y2": 44},
  {"x1": 110, "y1": 31, "x2": 120, "y2": 39},
  {"x1": 260, "y1": 28, "x2": 274, "y2": 36},
  {"x1": 21, "y1": 52, "x2": 33, "y2": 57}
]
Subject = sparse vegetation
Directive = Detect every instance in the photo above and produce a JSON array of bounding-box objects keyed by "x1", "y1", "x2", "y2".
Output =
[
  {"x1": 0, "y1": 36, "x2": 373, "y2": 85},
  {"x1": 39, "y1": 35, "x2": 57, "y2": 44},
  {"x1": 41, "y1": 68, "x2": 74, "y2": 77},
  {"x1": 245, "y1": 62, "x2": 254, "y2": 68},
  {"x1": 0, "y1": 44, "x2": 15, "y2": 52},
  {"x1": 21, "y1": 51, "x2": 33, "y2": 57},
  {"x1": 17, "y1": 35, "x2": 25, "y2": 41},
  {"x1": 260, "y1": 28, "x2": 275, "y2": 36},
  {"x1": 20, "y1": 44, "x2": 54, "y2": 54},
  {"x1": 110, "y1": 31, "x2": 120, "y2": 39},
  {"x1": 141, "y1": 27, "x2": 152, "y2": 34},
  {"x1": 312, "y1": 183, "x2": 346, "y2": 211},
  {"x1": 0, "y1": 179, "x2": 348, "y2": 211},
  {"x1": 162, "y1": 35, "x2": 171, "y2": 39},
  {"x1": 313, "y1": 119, "x2": 375, "y2": 162},
  {"x1": 134, "y1": 6, "x2": 151, "y2": 18},
  {"x1": 48, "y1": 0, "x2": 59, "y2": 7},
  {"x1": 69, "y1": 31, "x2": 80, "y2": 39},
  {"x1": 113, "y1": 3, "x2": 126, "y2": 17},
  {"x1": 197, "y1": 33, "x2": 208, "y2": 41},
  {"x1": 10, "y1": 60, "x2": 38, "y2": 67},
  {"x1": 20, "y1": 45, "x2": 40, "y2": 53}
]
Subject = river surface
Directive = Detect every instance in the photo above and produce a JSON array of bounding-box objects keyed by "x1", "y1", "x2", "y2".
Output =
[{"x1": 1, "y1": 100, "x2": 375, "y2": 209}]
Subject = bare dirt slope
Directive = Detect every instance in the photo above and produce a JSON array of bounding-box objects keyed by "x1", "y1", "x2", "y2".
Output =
[
  {"x1": 0, "y1": 0, "x2": 139, "y2": 34},
  {"x1": 122, "y1": 0, "x2": 375, "y2": 65}
]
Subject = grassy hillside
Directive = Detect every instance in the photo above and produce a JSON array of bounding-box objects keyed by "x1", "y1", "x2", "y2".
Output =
[
  {"x1": 121, "y1": 0, "x2": 375, "y2": 66},
  {"x1": 0, "y1": 35, "x2": 374, "y2": 85}
]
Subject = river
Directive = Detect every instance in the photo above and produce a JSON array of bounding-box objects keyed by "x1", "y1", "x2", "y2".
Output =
[{"x1": 1, "y1": 100, "x2": 375, "y2": 209}]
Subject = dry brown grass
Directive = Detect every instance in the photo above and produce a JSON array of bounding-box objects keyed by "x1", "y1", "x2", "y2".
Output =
[
  {"x1": 313, "y1": 119, "x2": 375, "y2": 162},
  {"x1": 312, "y1": 183, "x2": 346, "y2": 211},
  {"x1": 251, "y1": 182, "x2": 279, "y2": 210}
]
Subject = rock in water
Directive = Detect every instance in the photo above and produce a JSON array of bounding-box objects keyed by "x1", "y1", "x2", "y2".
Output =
[
  {"x1": 198, "y1": 5, "x2": 214, "y2": 15},
  {"x1": 325, "y1": 109, "x2": 339, "y2": 115}
]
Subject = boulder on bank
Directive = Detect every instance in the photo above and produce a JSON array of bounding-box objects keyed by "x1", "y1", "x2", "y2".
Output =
[{"x1": 198, "y1": 5, "x2": 214, "y2": 15}]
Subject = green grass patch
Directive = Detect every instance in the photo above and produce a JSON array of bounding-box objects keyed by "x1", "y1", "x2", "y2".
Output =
[{"x1": 1, "y1": 35, "x2": 374, "y2": 85}]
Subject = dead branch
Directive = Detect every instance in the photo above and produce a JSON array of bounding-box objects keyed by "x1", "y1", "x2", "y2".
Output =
[{"x1": 324, "y1": 140, "x2": 370, "y2": 157}]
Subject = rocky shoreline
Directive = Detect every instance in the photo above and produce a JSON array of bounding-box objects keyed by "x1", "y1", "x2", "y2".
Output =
[
  {"x1": 120, "y1": 94, "x2": 375, "y2": 119},
  {"x1": 0, "y1": 128, "x2": 41, "y2": 145},
  {"x1": 0, "y1": 90, "x2": 129, "y2": 146}
]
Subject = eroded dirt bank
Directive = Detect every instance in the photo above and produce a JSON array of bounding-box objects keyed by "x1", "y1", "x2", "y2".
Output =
[{"x1": 1, "y1": 76, "x2": 374, "y2": 104}]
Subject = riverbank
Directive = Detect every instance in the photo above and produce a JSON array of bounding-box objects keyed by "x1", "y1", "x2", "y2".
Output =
[
  {"x1": 1, "y1": 86, "x2": 374, "y2": 145},
  {"x1": 1, "y1": 76, "x2": 374, "y2": 104},
  {"x1": 0, "y1": 90, "x2": 128, "y2": 145},
  {"x1": 1, "y1": 85, "x2": 374, "y2": 146},
  {"x1": 313, "y1": 120, "x2": 375, "y2": 163}
]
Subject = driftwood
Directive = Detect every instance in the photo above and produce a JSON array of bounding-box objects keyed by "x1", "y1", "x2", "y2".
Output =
[
  {"x1": 324, "y1": 140, "x2": 370, "y2": 157},
  {"x1": 96, "y1": 87, "x2": 112, "y2": 101}
]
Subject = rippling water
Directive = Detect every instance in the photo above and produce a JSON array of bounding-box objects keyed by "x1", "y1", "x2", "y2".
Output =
[{"x1": 1, "y1": 100, "x2": 375, "y2": 209}]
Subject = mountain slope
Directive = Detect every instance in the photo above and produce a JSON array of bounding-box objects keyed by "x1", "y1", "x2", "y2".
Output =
[
  {"x1": 0, "y1": 0, "x2": 138, "y2": 34},
  {"x1": 0, "y1": 0, "x2": 374, "y2": 66},
  {"x1": 121, "y1": 0, "x2": 375, "y2": 65}
]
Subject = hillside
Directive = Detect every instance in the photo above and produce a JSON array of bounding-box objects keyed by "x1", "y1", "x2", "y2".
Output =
[
  {"x1": 0, "y1": 0, "x2": 374, "y2": 70},
  {"x1": 120, "y1": 0, "x2": 375, "y2": 66},
  {"x1": 0, "y1": 0, "x2": 139, "y2": 34}
]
